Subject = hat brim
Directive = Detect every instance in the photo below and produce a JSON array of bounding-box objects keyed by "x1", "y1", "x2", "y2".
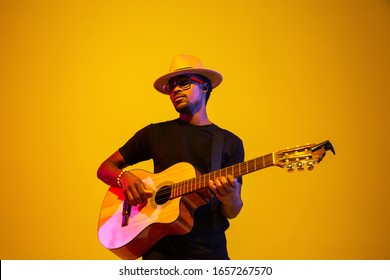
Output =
[{"x1": 154, "y1": 68, "x2": 223, "y2": 94}]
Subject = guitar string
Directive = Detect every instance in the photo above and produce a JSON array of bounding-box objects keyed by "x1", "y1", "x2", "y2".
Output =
[
  {"x1": 152, "y1": 150, "x2": 318, "y2": 199},
  {"x1": 152, "y1": 155, "x2": 275, "y2": 199}
]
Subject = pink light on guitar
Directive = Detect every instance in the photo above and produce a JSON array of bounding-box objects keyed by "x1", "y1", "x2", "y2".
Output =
[{"x1": 97, "y1": 140, "x2": 335, "y2": 259}]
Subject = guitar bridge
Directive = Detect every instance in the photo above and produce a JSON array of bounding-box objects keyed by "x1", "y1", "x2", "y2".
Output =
[{"x1": 121, "y1": 200, "x2": 131, "y2": 227}]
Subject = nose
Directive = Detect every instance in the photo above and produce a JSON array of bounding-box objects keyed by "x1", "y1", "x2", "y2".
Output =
[{"x1": 171, "y1": 86, "x2": 183, "y2": 95}]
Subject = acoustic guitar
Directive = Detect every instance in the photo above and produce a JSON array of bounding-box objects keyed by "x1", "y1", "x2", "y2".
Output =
[{"x1": 97, "y1": 140, "x2": 335, "y2": 259}]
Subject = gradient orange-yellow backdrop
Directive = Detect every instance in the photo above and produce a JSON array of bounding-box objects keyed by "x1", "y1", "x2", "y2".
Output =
[{"x1": 1, "y1": 0, "x2": 389, "y2": 259}]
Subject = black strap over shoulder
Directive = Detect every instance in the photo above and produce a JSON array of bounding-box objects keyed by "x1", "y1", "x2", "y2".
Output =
[{"x1": 211, "y1": 125, "x2": 224, "y2": 171}]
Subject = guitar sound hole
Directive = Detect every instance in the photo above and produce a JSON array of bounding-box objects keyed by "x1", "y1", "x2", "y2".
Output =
[{"x1": 155, "y1": 185, "x2": 171, "y2": 205}]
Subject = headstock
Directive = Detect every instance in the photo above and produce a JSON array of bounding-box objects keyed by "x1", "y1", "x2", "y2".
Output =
[{"x1": 274, "y1": 140, "x2": 335, "y2": 172}]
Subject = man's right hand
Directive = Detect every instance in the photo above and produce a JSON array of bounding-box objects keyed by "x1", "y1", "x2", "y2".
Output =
[{"x1": 120, "y1": 171, "x2": 153, "y2": 206}]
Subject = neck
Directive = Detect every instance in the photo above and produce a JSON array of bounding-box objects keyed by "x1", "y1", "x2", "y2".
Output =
[{"x1": 179, "y1": 110, "x2": 211, "y2": 126}]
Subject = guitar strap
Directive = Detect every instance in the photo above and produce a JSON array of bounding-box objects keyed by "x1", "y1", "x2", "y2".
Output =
[{"x1": 211, "y1": 125, "x2": 224, "y2": 171}]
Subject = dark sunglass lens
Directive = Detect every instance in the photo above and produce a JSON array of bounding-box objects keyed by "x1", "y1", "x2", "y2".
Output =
[{"x1": 176, "y1": 78, "x2": 190, "y2": 87}]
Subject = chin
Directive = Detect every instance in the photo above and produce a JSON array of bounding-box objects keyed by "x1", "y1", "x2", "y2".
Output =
[{"x1": 175, "y1": 106, "x2": 190, "y2": 114}]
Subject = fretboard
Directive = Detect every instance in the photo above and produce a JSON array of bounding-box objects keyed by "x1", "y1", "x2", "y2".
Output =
[{"x1": 170, "y1": 153, "x2": 275, "y2": 199}]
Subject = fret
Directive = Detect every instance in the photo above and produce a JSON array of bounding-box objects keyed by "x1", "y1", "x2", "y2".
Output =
[
  {"x1": 228, "y1": 166, "x2": 233, "y2": 177},
  {"x1": 170, "y1": 184, "x2": 175, "y2": 199},
  {"x1": 234, "y1": 164, "x2": 239, "y2": 177},
  {"x1": 191, "y1": 178, "x2": 195, "y2": 192},
  {"x1": 252, "y1": 159, "x2": 257, "y2": 171}
]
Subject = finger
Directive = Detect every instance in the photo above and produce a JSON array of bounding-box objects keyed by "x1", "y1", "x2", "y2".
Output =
[
  {"x1": 227, "y1": 174, "x2": 236, "y2": 185},
  {"x1": 136, "y1": 183, "x2": 152, "y2": 202},
  {"x1": 214, "y1": 178, "x2": 227, "y2": 196},
  {"x1": 124, "y1": 182, "x2": 142, "y2": 205},
  {"x1": 124, "y1": 188, "x2": 137, "y2": 206},
  {"x1": 227, "y1": 175, "x2": 238, "y2": 191},
  {"x1": 134, "y1": 182, "x2": 147, "y2": 202},
  {"x1": 142, "y1": 184, "x2": 153, "y2": 198},
  {"x1": 217, "y1": 186, "x2": 226, "y2": 196},
  {"x1": 209, "y1": 179, "x2": 219, "y2": 196},
  {"x1": 209, "y1": 179, "x2": 216, "y2": 190},
  {"x1": 213, "y1": 177, "x2": 222, "y2": 186},
  {"x1": 131, "y1": 181, "x2": 148, "y2": 204},
  {"x1": 219, "y1": 176, "x2": 233, "y2": 193}
]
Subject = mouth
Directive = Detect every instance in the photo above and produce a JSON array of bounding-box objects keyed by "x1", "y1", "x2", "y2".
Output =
[{"x1": 173, "y1": 95, "x2": 186, "y2": 103}]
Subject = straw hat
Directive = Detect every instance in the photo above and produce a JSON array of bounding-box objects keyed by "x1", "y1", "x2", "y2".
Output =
[{"x1": 154, "y1": 55, "x2": 223, "y2": 94}]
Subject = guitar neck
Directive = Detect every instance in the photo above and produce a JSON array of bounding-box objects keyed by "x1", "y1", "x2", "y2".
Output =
[{"x1": 170, "y1": 153, "x2": 275, "y2": 199}]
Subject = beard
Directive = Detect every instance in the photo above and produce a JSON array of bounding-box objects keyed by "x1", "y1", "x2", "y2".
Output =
[{"x1": 173, "y1": 99, "x2": 204, "y2": 115}]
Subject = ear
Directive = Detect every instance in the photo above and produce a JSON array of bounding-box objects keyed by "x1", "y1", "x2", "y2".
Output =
[{"x1": 202, "y1": 83, "x2": 209, "y2": 93}]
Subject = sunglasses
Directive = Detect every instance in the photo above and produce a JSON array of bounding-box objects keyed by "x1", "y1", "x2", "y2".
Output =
[{"x1": 163, "y1": 76, "x2": 204, "y2": 94}]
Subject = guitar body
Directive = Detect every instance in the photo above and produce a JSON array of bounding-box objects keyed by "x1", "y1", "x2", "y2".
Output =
[{"x1": 97, "y1": 162, "x2": 208, "y2": 260}]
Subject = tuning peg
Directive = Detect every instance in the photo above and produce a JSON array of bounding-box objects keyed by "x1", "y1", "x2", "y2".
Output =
[
  {"x1": 297, "y1": 162, "x2": 304, "y2": 172},
  {"x1": 287, "y1": 164, "x2": 294, "y2": 173},
  {"x1": 307, "y1": 162, "x2": 314, "y2": 171}
]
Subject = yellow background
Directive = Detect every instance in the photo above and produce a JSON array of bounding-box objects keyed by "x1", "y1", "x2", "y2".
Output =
[{"x1": 1, "y1": 0, "x2": 389, "y2": 259}]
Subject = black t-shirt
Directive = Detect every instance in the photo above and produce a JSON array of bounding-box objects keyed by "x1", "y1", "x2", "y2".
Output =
[{"x1": 119, "y1": 118, "x2": 244, "y2": 259}]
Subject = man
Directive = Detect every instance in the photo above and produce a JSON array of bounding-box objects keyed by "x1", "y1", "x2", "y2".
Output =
[{"x1": 97, "y1": 54, "x2": 245, "y2": 259}]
